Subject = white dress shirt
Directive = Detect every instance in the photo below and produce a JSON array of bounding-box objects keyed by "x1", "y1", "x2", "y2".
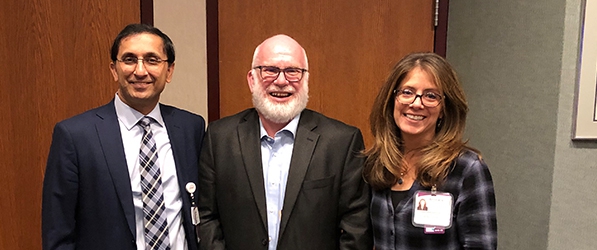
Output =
[{"x1": 114, "y1": 94, "x2": 187, "y2": 250}]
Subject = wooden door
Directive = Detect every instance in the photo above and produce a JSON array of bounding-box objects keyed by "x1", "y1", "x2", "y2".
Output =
[
  {"x1": 214, "y1": 0, "x2": 437, "y2": 146},
  {"x1": 0, "y1": 1, "x2": 139, "y2": 249}
]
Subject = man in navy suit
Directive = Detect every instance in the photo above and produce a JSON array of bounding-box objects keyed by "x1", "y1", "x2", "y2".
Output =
[
  {"x1": 198, "y1": 34, "x2": 372, "y2": 250},
  {"x1": 42, "y1": 23, "x2": 205, "y2": 250}
]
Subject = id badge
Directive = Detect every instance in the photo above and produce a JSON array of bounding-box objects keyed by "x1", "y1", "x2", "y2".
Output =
[
  {"x1": 412, "y1": 190, "x2": 453, "y2": 234},
  {"x1": 191, "y1": 206, "x2": 200, "y2": 225}
]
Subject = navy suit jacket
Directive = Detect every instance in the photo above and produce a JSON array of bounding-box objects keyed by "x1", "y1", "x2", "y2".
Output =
[
  {"x1": 42, "y1": 100, "x2": 205, "y2": 250},
  {"x1": 198, "y1": 108, "x2": 372, "y2": 250}
]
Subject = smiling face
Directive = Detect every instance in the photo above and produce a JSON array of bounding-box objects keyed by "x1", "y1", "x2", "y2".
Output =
[
  {"x1": 110, "y1": 32, "x2": 174, "y2": 114},
  {"x1": 394, "y1": 67, "x2": 442, "y2": 145},
  {"x1": 247, "y1": 35, "x2": 309, "y2": 124}
]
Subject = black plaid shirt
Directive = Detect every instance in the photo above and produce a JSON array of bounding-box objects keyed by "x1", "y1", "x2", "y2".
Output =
[{"x1": 371, "y1": 150, "x2": 497, "y2": 250}]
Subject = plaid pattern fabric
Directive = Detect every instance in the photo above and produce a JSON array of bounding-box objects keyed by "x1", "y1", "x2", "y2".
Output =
[
  {"x1": 139, "y1": 117, "x2": 171, "y2": 250},
  {"x1": 371, "y1": 150, "x2": 497, "y2": 250}
]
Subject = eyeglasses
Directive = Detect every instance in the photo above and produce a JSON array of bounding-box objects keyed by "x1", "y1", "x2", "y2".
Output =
[
  {"x1": 254, "y1": 66, "x2": 308, "y2": 82},
  {"x1": 394, "y1": 88, "x2": 443, "y2": 107},
  {"x1": 116, "y1": 56, "x2": 168, "y2": 69}
]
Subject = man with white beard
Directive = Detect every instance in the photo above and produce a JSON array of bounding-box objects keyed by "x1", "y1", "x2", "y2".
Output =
[{"x1": 197, "y1": 34, "x2": 372, "y2": 250}]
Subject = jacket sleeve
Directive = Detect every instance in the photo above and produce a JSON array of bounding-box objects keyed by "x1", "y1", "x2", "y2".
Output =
[
  {"x1": 338, "y1": 129, "x2": 373, "y2": 250},
  {"x1": 197, "y1": 127, "x2": 226, "y2": 250},
  {"x1": 42, "y1": 123, "x2": 78, "y2": 250}
]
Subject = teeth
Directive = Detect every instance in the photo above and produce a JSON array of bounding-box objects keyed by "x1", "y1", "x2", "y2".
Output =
[
  {"x1": 406, "y1": 114, "x2": 424, "y2": 120},
  {"x1": 270, "y1": 92, "x2": 290, "y2": 97}
]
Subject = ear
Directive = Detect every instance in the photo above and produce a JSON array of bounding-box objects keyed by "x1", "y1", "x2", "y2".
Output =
[
  {"x1": 301, "y1": 71, "x2": 310, "y2": 86},
  {"x1": 247, "y1": 69, "x2": 256, "y2": 92},
  {"x1": 165, "y1": 62, "x2": 175, "y2": 83},
  {"x1": 109, "y1": 62, "x2": 118, "y2": 81}
]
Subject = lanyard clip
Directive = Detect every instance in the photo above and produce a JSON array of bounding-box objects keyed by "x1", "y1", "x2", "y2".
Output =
[{"x1": 186, "y1": 182, "x2": 200, "y2": 225}]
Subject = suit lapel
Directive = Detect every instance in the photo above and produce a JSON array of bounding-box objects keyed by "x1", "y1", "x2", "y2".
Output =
[
  {"x1": 95, "y1": 101, "x2": 136, "y2": 237},
  {"x1": 160, "y1": 105, "x2": 187, "y2": 192},
  {"x1": 160, "y1": 105, "x2": 188, "y2": 200},
  {"x1": 161, "y1": 106, "x2": 196, "y2": 240},
  {"x1": 238, "y1": 110, "x2": 269, "y2": 229},
  {"x1": 279, "y1": 110, "x2": 319, "y2": 237}
]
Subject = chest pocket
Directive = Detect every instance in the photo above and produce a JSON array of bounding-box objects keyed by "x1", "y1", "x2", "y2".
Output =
[{"x1": 301, "y1": 175, "x2": 335, "y2": 190}]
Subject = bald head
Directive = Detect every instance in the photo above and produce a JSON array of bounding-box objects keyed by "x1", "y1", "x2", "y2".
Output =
[{"x1": 251, "y1": 34, "x2": 309, "y2": 69}]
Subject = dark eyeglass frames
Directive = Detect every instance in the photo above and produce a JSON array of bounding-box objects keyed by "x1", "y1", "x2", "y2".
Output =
[
  {"x1": 253, "y1": 66, "x2": 308, "y2": 82},
  {"x1": 394, "y1": 88, "x2": 443, "y2": 107}
]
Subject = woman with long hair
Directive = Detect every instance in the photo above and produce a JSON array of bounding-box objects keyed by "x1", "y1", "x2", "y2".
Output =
[{"x1": 363, "y1": 53, "x2": 497, "y2": 249}]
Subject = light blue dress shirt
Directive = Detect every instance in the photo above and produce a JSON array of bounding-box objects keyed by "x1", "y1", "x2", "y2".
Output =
[{"x1": 259, "y1": 114, "x2": 300, "y2": 250}]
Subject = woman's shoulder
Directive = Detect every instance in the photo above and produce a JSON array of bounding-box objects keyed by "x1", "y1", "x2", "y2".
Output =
[
  {"x1": 442, "y1": 148, "x2": 495, "y2": 198},
  {"x1": 451, "y1": 148, "x2": 491, "y2": 178},
  {"x1": 457, "y1": 149, "x2": 483, "y2": 164}
]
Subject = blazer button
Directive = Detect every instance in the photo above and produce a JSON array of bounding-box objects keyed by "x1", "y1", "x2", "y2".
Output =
[{"x1": 261, "y1": 238, "x2": 269, "y2": 246}]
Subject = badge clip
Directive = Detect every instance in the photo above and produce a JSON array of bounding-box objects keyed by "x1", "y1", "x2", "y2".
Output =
[{"x1": 185, "y1": 182, "x2": 200, "y2": 225}]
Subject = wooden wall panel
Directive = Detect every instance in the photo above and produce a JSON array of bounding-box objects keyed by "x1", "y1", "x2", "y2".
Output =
[
  {"x1": 0, "y1": 1, "x2": 139, "y2": 248},
  {"x1": 217, "y1": 0, "x2": 435, "y2": 146}
]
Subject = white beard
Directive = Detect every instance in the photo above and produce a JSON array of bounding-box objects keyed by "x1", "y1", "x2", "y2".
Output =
[{"x1": 252, "y1": 83, "x2": 309, "y2": 124}]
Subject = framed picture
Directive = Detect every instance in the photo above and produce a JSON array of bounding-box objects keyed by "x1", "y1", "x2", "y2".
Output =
[{"x1": 573, "y1": 0, "x2": 597, "y2": 139}]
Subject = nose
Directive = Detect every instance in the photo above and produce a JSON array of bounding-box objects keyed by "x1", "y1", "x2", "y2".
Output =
[
  {"x1": 134, "y1": 59, "x2": 148, "y2": 76},
  {"x1": 272, "y1": 72, "x2": 289, "y2": 85},
  {"x1": 410, "y1": 95, "x2": 424, "y2": 108}
]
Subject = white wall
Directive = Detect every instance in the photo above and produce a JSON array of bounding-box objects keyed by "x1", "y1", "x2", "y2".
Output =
[{"x1": 154, "y1": 0, "x2": 209, "y2": 120}]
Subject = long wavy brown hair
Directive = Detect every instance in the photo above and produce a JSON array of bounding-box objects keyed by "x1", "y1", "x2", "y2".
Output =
[{"x1": 363, "y1": 52, "x2": 479, "y2": 190}]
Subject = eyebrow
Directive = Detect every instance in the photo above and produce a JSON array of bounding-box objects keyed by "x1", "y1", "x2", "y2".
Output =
[
  {"x1": 400, "y1": 86, "x2": 440, "y2": 92},
  {"x1": 262, "y1": 66, "x2": 304, "y2": 69},
  {"x1": 120, "y1": 52, "x2": 162, "y2": 58}
]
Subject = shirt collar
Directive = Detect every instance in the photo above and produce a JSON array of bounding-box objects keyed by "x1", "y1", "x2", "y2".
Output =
[
  {"x1": 259, "y1": 113, "x2": 301, "y2": 139},
  {"x1": 114, "y1": 93, "x2": 164, "y2": 131}
]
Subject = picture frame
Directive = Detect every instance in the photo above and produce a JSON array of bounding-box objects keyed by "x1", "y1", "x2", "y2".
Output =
[{"x1": 573, "y1": 0, "x2": 597, "y2": 139}]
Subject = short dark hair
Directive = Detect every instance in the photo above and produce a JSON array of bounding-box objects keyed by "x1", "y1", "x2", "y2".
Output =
[{"x1": 110, "y1": 23, "x2": 175, "y2": 65}]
